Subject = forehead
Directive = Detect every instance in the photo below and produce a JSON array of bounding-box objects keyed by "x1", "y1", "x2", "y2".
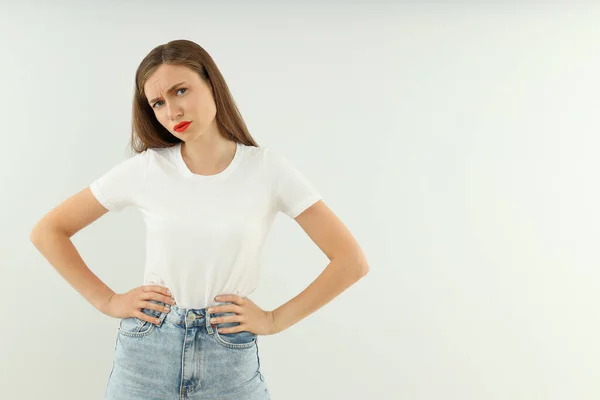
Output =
[{"x1": 144, "y1": 64, "x2": 199, "y2": 96}]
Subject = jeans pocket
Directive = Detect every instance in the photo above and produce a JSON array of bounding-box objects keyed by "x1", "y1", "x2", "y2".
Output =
[
  {"x1": 212, "y1": 313, "x2": 257, "y2": 349},
  {"x1": 118, "y1": 300, "x2": 165, "y2": 337}
]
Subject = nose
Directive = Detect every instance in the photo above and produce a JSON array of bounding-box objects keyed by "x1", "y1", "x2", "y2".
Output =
[{"x1": 166, "y1": 102, "x2": 183, "y2": 121}]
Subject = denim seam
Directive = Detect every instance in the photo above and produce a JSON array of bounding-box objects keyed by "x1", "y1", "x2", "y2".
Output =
[{"x1": 212, "y1": 330, "x2": 257, "y2": 349}]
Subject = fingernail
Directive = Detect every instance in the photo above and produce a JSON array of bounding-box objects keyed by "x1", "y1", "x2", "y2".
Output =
[{"x1": 167, "y1": 289, "x2": 172, "y2": 295}]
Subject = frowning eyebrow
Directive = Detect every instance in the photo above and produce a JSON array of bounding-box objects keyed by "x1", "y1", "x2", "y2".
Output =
[{"x1": 148, "y1": 82, "x2": 187, "y2": 105}]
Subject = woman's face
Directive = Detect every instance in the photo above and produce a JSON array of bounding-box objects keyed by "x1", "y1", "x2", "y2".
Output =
[{"x1": 144, "y1": 64, "x2": 217, "y2": 141}]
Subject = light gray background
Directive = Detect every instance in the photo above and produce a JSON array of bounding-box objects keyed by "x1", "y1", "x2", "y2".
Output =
[{"x1": 2, "y1": 2, "x2": 599, "y2": 399}]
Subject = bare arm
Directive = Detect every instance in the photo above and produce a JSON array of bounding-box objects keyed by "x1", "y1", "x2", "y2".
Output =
[
  {"x1": 30, "y1": 187, "x2": 115, "y2": 314},
  {"x1": 270, "y1": 200, "x2": 369, "y2": 333}
]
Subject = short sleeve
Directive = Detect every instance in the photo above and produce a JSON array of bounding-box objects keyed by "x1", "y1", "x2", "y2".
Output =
[
  {"x1": 265, "y1": 148, "x2": 322, "y2": 218},
  {"x1": 89, "y1": 150, "x2": 149, "y2": 212}
]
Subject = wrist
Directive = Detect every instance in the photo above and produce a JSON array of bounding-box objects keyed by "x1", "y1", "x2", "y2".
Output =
[
  {"x1": 97, "y1": 292, "x2": 116, "y2": 316},
  {"x1": 268, "y1": 310, "x2": 283, "y2": 335}
]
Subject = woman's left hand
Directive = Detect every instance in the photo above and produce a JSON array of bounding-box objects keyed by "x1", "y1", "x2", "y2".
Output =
[{"x1": 208, "y1": 295, "x2": 277, "y2": 336}]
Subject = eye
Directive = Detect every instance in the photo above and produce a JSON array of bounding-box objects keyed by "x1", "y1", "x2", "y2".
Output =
[{"x1": 152, "y1": 88, "x2": 187, "y2": 108}]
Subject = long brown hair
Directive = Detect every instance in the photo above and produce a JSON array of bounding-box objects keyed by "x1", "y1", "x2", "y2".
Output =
[{"x1": 129, "y1": 39, "x2": 258, "y2": 154}]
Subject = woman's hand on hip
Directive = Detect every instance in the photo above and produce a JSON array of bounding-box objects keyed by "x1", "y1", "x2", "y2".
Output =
[
  {"x1": 208, "y1": 295, "x2": 276, "y2": 336},
  {"x1": 105, "y1": 285, "x2": 176, "y2": 325}
]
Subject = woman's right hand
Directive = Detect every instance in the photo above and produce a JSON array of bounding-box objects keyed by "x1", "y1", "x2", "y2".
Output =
[{"x1": 105, "y1": 285, "x2": 176, "y2": 324}]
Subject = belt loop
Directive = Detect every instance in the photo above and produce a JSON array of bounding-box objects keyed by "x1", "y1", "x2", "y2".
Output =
[
  {"x1": 157, "y1": 310, "x2": 167, "y2": 327},
  {"x1": 206, "y1": 308, "x2": 214, "y2": 334},
  {"x1": 148, "y1": 300, "x2": 167, "y2": 327}
]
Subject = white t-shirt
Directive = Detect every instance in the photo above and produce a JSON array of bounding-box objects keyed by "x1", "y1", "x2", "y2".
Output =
[{"x1": 90, "y1": 141, "x2": 322, "y2": 309}]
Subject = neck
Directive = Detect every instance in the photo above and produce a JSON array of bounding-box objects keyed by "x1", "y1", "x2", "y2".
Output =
[{"x1": 180, "y1": 133, "x2": 237, "y2": 176}]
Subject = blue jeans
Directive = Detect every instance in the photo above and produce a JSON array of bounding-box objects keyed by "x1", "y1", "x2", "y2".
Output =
[{"x1": 105, "y1": 300, "x2": 271, "y2": 399}]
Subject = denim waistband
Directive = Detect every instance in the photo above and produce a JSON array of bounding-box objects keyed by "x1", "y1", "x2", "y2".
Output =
[{"x1": 141, "y1": 299, "x2": 237, "y2": 332}]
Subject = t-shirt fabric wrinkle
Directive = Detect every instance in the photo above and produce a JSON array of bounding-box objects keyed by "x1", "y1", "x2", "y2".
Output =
[{"x1": 89, "y1": 142, "x2": 322, "y2": 309}]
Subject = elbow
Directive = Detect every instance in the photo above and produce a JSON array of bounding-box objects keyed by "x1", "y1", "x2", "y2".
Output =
[
  {"x1": 30, "y1": 221, "x2": 57, "y2": 246},
  {"x1": 357, "y1": 257, "x2": 369, "y2": 277},
  {"x1": 338, "y1": 248, "x2": 369, "y2": 278},
  {"x1": 332, "y1": 252, "x2": 369, "y2": 278},
  {"x1": 352, "y1": 252, "x2": 369, "y2": 278},
  {"x1": 30, "y1": 226, "x2": 46, "y2": 248},
  {"x1": 30, "y1": 224, "x2": 42, "y2": 246}
]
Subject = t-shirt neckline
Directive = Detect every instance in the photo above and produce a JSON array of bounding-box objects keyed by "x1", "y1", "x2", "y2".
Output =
[{"x1": 174, "y1": 141, "x2": 243, "y2": 181}]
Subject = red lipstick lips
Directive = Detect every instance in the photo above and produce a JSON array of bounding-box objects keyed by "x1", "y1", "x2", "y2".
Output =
[{"x1": 174, "y1": 121, "x2": 191, "y2": 132}]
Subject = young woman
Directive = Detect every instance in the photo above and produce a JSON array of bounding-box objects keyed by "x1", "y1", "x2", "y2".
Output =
[{"x1": 30, "y1": 39, "x2": 369, "y2": 400}]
